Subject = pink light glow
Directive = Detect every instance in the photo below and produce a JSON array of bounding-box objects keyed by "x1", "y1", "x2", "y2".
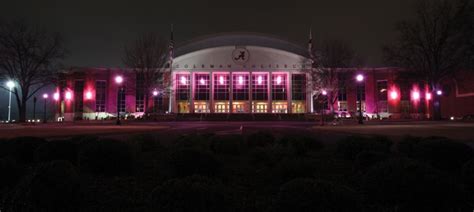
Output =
[
  {"x1": 436, "y1": 90, "x2": 443, "y2": 95},
  {"x1": 276, "y1": 76, "x2": 282, "y2": 85},
  {"x1": 180, "y1": 76, "x2": 187, "y2": 85},
  {"x1": 53, "y1": 92, "x2": 60, "y2": 101},
  {"x1": 199, "y1": 78, "x2": 206, "y2": 85},
  {"x1": 257, "y1": 76, "x2": 263, "y2": 85},
  {"x1": 426, "y1": 92, "x2": 432, "y2": 100},
  {"x1": 43, "y1": 93, "x2": 48, "y2": 99},
  {"x1": 412, "y1": 91, "x2": 420, "y2": 100},
  {"x1": 153, "y1": 90, "x2": 159, "y2": 96},
  {"x1": 115, "y1": 76, "x2": 123, "y2": 84},
  {"x1": 356, "y1": 74, "x2": 364, "y2": 82},
  {"x1": 85, "y1": 91, "x2": 93, "y2": 100},
  {"x1": 390, "y1": 91, "x2": 398, "y2": 100},
  {"x1": 65, "y1": 91, "x2": 72, "y2": 100},
  {"x1": 322, "y1": 90, "x2": 327, "y2": 95},
  {"x1": 219, "y1": 76, "x2": 224, "y2": 85},
  {"x1": 238, "y1": 76, "x2": 244, "y2": 85}
]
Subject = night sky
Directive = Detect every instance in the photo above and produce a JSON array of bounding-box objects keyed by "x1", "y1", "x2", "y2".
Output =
[{"x1": 0, "y1": 0, "x2": 414, "y2": 119}]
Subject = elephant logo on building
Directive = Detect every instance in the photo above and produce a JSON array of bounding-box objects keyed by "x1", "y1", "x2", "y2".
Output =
[{"x1": 232, "y1": 48, "x2": 249, "y2": 64}]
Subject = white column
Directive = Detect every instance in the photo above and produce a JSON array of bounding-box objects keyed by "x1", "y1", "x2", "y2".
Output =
[{"x1": 169, "y1": 73, "x2": 174, "y2": 113}]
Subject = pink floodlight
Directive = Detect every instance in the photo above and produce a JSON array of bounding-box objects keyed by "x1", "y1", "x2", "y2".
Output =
[
  {"x1": 65, "y1": 91, "x2": 72, "y2": 100},
  {"x1": 53, "y1": 92, "x2": 60, "y2": 101},
  {"x1": 85, "y1": 91, "x2": 93, "y2": 100},
  {"x1": 412, "y1": 91, "x2": 420, "y2": 100},
  {"x1": 276, "y1": 76, "x2": 282, "y2": 85},
  {"x1": 238, "y1": 76, "x2": 244, "y2": 85},
  {"x1": 322, "y1": 90, "x2": 327, "y2": 95},
  {"x1": 180, "y1": 76, "x2": 187, "y2": 85},
  {"x1": 219, "y1": 76, "x2": 224, "y2": 85},
  {"x1": 43, "y1": 93, "x2": 49, "y2": 99},
  {"x1": 115, "y1": 76, "x2": 123, "y2": 84},
  {"x1": 390, "y1": 91, "x2": 398, "y2": 100},
  {"x1": 257, "y1": 76, "x2": 263, "y2": 85},
  {"x1": 199, "y1": 78, "x2": 206, "y2": 85},
  {"x1": 426, "y1": 92, "x2": 432, "y2": 100},
  {"x1": 153, "y1": 90, "x2": 159, "y2": 96}
]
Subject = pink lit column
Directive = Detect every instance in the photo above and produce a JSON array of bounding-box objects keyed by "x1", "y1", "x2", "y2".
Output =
[
  {"x1": 190, "y1": 72, "x2": 194, "y2": 113},
  {"x1": 229, "y1": 72, "x2": 233, "y2": 113},
  {"x1": 249, "y1": 72, "x2": 252, "y2": 113},
  {"x1": 267, "y1": 72, "x2": 272, "y2": 113},
  {"x1": 210, "y1": 72, "x2": 214, "y2": 113},
  {"x1": 287, "y1": 72, "x2": 292, "y2": 114}
]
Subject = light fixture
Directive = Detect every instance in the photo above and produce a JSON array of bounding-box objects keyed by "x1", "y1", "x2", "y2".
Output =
[
  {"x1": 356, "y1": 74, "x2": 364, "y2": 82},
  {"x1": 425, "y1": 92, "x2": 432, "y2": 100},
  {"x1": 276, "y1": 76, "x2": 282, "y2": 85},
  {"x1": 322, "y1": 90, "x2": 327, "y2": 95},
  {"x1": 180, "y1": 76, "x2": 187, "y2": 85},
  {"x1": 85, "y1": 91, "x2": 93, "y2": 100},
  {"x1": 238, "y1": 76, "x2": 244, "y2": 85},
  {"x1": 53, "y1": 92, "x2": 60, "y2": 101},
  {"x1": 219, "y1": 76, "x2": 224, "y2": 85},
  {"x1": 436, "y1": 90, "x2": 443, "y2": 96},
  {"x1": 412, "y1": 91, "x2": 420, "y2": 100},
  {"x1": 43, "y1": 93, "x2": 48, "y2": 99},
  {"x1": 257, "y1": 76, "x2": 263, "y2": 85},
  {"x1": 65, "y1": 91, "x2": 72, "y2": 100},
  {"x1": 152, "y1": 90, "x2": 159, "y2": 96},
  {"x1": 200, "y1": 78, "x2": 206, "y2": 85},
  {"x1": 115, "y1": 75, "x2": 123, "y2": 84},
  {"x1": 390, "y1": 91, "x2": 398, "y2": 100},
  {"x1": 6, "y1": 81, "x2": 15, "y2": 89}
]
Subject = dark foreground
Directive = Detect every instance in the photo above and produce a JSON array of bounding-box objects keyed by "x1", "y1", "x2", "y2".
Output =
[{"x1": 0, "y1": 122, "x2": 473, "y2": 211}]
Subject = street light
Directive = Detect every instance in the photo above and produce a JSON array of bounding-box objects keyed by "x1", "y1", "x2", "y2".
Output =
[
  {"x1": 320, "y1": 90, "x2": 327, "y2": 126},
  {"x1": 152, "y1": 90, "x2": 159, "y2": 113},
  {"x1": 115, "y1": 75, "x2": 124, "y2": 125},
  {"x1": 6, "y1": 81, "x2": 14, "y2": 123},
  {"x1": 436, "y1": 90, "x2": 443, "y2": 96},
  {"x1": 356, "y1": 74, "x2": 364, "y2": 124},
  {"x1": 42, "y1": 93, "x2": 48, "y2": 123}
]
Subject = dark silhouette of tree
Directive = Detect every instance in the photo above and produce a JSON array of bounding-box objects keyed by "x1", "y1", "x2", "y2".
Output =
[
  {"x1": 383, "y1": 0, "x2": 474, "y2": 120},
  {"x1": 308, "y1": 39, "x2": 362, "y2": 113},
  {"x1": 0, "y1": 20, "x2": 66, "y2": 122},
  {"x1": 122, "y1": 32, "x2": 168, "y2": 115}
]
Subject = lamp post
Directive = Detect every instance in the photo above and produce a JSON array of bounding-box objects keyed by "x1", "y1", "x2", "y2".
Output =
[
  {"x1": 115, "y1": 75, "x2": 124, "y2": 125},
  {"x1": 42, "y1": 94, "x2": 48, "y2": 123},
  {"x1": 152, "y1": 90, "x2": 159, "y2": 113},
  {"x1": 6, "y1": 81, "x2": 15, "y2": 122},
  {"x1": 320, "y1": 90, "x2": 327, "y2": 126},
  {"x1": 356, "y1": 74, "x2": 364, "y2": 124}
]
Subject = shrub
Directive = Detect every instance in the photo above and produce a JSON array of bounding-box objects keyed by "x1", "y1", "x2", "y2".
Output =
[
  {"x1": 280, "y1": 134, "x2": 323, "y2": 156},
  {"x1": 410, "y1": 137, "x2": 474, "y2": 171},
  {"x1": 147, "y1": 175, "x2": 236, "y2": 212},
  {"x1": 35, "y1": 140, "x2": 78, "y2": 164},
  {"x1": 128, "y1": 133, "x2": 163, "y2": 152},
  {"x1": 249, "y1": 144, "x2": 292, "y2": 167},
  {"x1": 362, "y1": 158, "x2": 469, "y2": 211},
  {"x1": 275, "y1": 178, "x2": 360, "y2": 212},
  {"x1": 79, "y1": 138, "x2": 135, "y2": 176},
  {"x1": 397, "y1": 135, "x2": 422, "y2": 156},
  {"x1": 3, "y1": 160, "x2": 81, "y2": 211},
  {"x1": 210, "y1": 135, "x2": 243, "y2": 155},
  {"x1": 461, "y1": 159, "x2": 474, "y2": 193},
  {"x1": 166, "y1": 149, "x2": 221, "y2": 177},
  {"x1": 8, "y1": 137, "x2": 47, "y2": 164},
  {"x1": 0, "y1": 157, "x2": 24, "y2": 191},
  {"x1": 336, "y1": 135, "x2": 392, "y2": 160},
  {"x1": 246, "y1": 131, "x2": 275, "y2": 148},
  {"x1": 353, "y1": 151, "x2": 389, "y2": 172},
  {"x1": 273, "y1": 158, "x2": 317, "y2": 183},
  {"x1": 173, "y1": 133, "x2": 212, "y2": 151}
]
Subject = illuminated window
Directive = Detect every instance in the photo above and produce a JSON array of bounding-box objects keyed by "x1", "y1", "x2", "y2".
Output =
[
  {"x1": 74, "y1": 80, "x2": 84, "y2": 113},
  {"x1": 95, "y1": 81, "x2": 106, "y2": 112},
  {"x1": 176, "y1": 74, "x2": 190, "y2": 100},
  {"x1": 214, "y1": 74, "x2": 229, "y2": 100},
  {"x1": 136, "y1": 73, "x2": 145, "y2": 112},
  {"x1": 292, "y1": 74, "x2": 306, "y2": 100},
  {"x1": 252, "y1": 73, "x2": 268, "y2": 100},
  {"x1": 272, "y1": 74, "x2": 287, "y2": 100},
  {"x1": 195, "y1": 74, "x2": 210, "y2": 100},
  {"x1": 233, "y1": 74, "x2": 249, "y2": 100}
]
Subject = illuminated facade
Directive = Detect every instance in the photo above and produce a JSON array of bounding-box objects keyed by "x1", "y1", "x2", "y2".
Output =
[{"x1": 55, "y1": 33, "x2": 474, "y2": 121}]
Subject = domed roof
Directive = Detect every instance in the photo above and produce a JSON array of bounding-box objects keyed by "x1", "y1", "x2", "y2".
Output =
[{"x1": 175, "y1": 32, "x2": 308, "y2": 58}]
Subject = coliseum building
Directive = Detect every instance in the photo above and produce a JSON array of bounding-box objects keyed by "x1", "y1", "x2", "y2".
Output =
[{"x1": 56, "y1": 33, "x2": 474, "y2": 121}]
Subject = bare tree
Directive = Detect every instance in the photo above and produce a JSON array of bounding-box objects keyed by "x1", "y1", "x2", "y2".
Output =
[
  {"x1": 0, "y1": 20, "x2": 66, "y2": 122},
  {"x1": 383, "y1": 0, "x2": 474, "y2": 120},
  {"x1": 308, "y1": 39, "x2": 361, "y2": 113},
  {"x1": 123, "y1": 32, "x2": 169, "y2": 115}
]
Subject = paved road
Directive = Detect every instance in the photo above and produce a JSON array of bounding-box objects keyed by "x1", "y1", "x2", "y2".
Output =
[{"x1": 0, "y1": 121, "x2": 473, "y2": 141}]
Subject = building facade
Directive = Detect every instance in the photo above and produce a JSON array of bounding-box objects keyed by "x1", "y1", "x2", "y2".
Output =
[{"x1": 55, "y1": 33, "x2": 474, "y2": 121}]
